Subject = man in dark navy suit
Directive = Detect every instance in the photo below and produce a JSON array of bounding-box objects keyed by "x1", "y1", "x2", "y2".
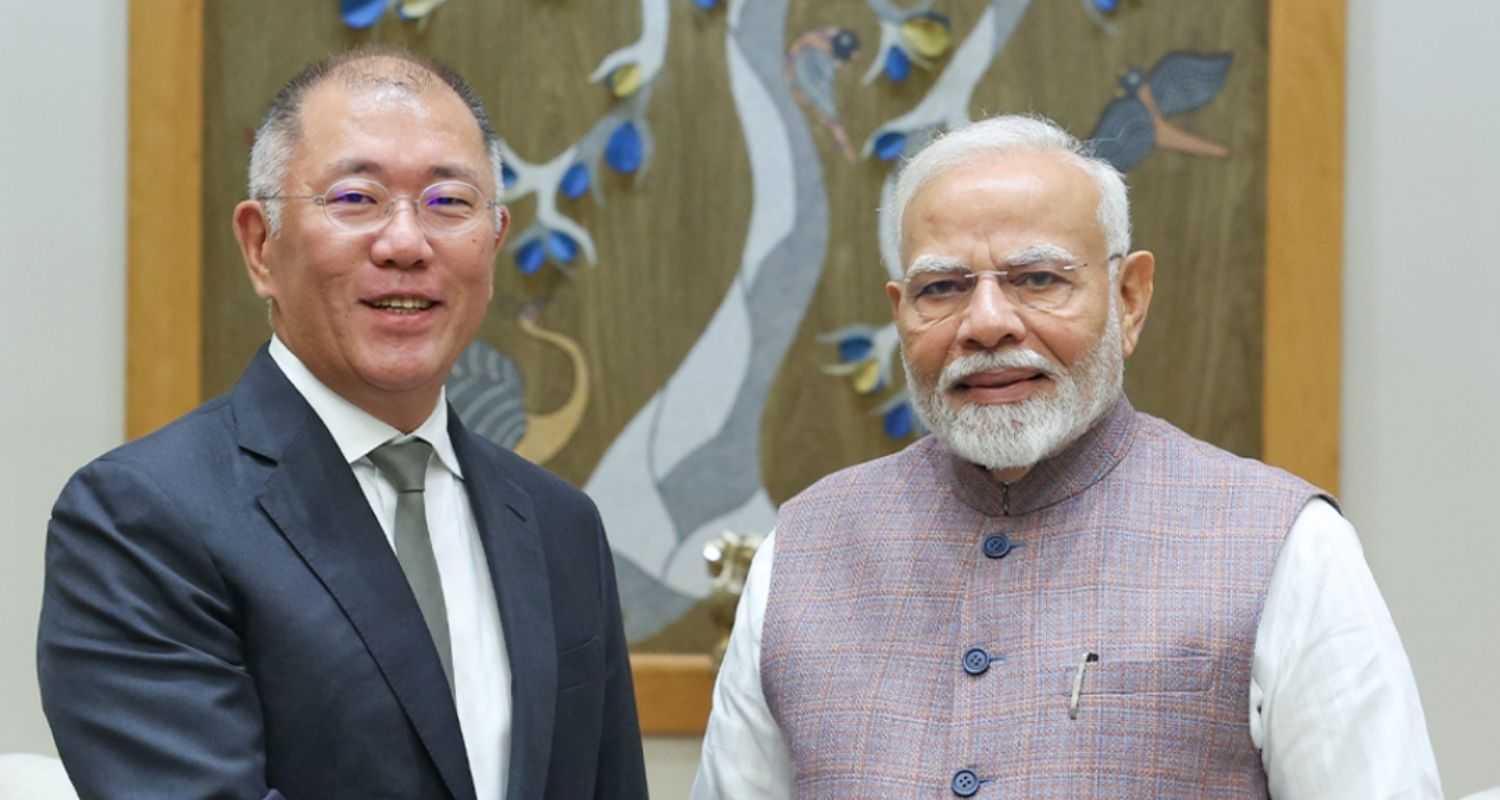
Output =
[{"x1": 38, "y1": 48, "x2": 647, "y2": 799}]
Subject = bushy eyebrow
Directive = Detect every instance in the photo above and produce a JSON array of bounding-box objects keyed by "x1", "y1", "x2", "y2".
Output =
[
  {"x1": 905, "y1": 254, "x2": 968, "y2": 278},
  {"x1": 905, "y1": 244, "x2": 1080, "y2": 278},
  {"x1": 1002, "y1": 244, "x2": 1079, "y2": 267}
]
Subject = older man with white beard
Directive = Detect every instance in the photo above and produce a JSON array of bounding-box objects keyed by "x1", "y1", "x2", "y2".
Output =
[{"x1": 692, "y1": 115, "x2": 1441, "y2": 799}]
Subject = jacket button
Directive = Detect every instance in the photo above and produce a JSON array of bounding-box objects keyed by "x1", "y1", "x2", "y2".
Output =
[
  {"x1": 982, "y1": 533, "x2": 1011, "y2": 559},
  {"x1": 962, "y1": 647, "x2": 991, "y2": 676},
  {"x1": 951, "y1": 768, "x2": 980, "y2": 797}
]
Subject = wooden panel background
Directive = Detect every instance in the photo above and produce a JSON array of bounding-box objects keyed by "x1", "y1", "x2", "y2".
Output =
[
  {"x1": 1264, "y1": 0, "x2": 1344, "y2": 490},
  {"x1": 200, "y1": 1, "x2": 1269, "y2": 491},
  {"x1": 127, "y1": 0, "x2": 202, "y2": 438},
  {"x1": 130, "y1": 0, "x2": 1344, "y2": 734}
]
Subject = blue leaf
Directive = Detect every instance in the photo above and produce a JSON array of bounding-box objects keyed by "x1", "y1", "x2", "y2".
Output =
[
  {"x1": 883, "y1": 403, "x2": 914, "y2": 439},
  {"x1": 340, "y1": 0, "x2": 388, "y2": 29},
  {"x1": 884, "y1": 46, "x2": 911, "y2": 82},
  {"x1": 516, "y1": 239, "x2": 545, "y2": 274},
  {"x1": 605, "y1": 122, "x2": 644, "y2": 174},
  {"x1": 874, "y1": 131, "x2": 907, "y2": 161},
  {"x1": 560, "y1": 162, "x2": 591, "y2": 199},
  {"x1": 501, "y1": 163, "x2": 518, "y2": 190},
  {"x1": 838, "y1": 337, "x2": 873, "y2": 363},
  {"x1": 546, "y1": 230, "x2": 579, "y2": 264}
]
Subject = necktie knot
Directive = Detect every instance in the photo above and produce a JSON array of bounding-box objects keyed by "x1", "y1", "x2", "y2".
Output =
[{"x1": 367, "y1": 438, "x2": 433, "y2": 493}]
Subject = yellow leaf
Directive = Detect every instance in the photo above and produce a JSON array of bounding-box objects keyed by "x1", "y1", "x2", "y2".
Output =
[
  {"x1": 608, "y1": 64, "x2": 644, "y2": 98},
  {"x1": 398, "y1": 0, "x2": 448, "y2": 18},
  {"x1": 901, "y1": 17, "x2": 952, "y2": 59},
  {"x1": 852, "y1": 360, "x2": 882, "y2": 394}
]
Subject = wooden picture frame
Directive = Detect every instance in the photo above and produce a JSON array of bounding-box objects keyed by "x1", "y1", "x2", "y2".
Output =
[{"x1": 127, "y1": 0, "x2": 1344, "y2": 736}]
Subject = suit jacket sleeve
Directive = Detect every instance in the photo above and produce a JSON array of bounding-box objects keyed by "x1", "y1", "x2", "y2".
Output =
[
  {"x1": 37, "y1": 456, "x2": 272, "y2": 800},
  {"x1": 590, "y1": 502, "x2": 650, "y2": 799}
]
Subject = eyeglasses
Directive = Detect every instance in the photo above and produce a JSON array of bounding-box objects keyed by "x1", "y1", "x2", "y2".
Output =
[
  {"x1": 260, "y1": 179, "x2": 498, "y2": 235},
  {"x1": 900, "y1": 255, "x2": 1122, "y2": 322}
]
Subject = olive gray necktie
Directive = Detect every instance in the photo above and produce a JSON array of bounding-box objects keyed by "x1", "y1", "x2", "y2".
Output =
[{"x1": 366, "y1": 438, "x2": 453, "y2": 691}]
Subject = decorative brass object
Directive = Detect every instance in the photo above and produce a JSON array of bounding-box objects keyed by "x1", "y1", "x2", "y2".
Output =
[{"x1": 703, "y1": 531, "x2": 765, "y2": 668}]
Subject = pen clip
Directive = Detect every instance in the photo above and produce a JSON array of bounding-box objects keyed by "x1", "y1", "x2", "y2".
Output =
[{"x1": 1068, "y1": 651, "x2": 1099, "y2": 720}]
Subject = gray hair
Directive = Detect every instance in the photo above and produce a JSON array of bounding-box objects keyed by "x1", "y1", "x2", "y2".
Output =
[
  {"x1": 880, "y1": 114, "x2": 1131, "y2": 278},
  {"x1": 248, "y1": 46, "x2": 504, "y2": 232}
]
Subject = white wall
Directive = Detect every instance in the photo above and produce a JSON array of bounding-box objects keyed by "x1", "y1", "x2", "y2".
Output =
[
  {"x1": 1343, "y1": 2, "x2": 1500, "y2": 795},
  {"x1": 0, "y1": 0, "x2": 127, "y2": 755}
]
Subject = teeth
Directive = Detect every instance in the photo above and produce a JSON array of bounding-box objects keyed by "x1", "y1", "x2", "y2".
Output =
[{"x1": 371, "y1": 297, "x2": 433, "y2": 311}]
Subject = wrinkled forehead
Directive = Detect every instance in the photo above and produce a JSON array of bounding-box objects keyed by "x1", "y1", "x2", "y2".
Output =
[{"x1": 899, "y1": 151, "x2": 1106, "y2": 269}]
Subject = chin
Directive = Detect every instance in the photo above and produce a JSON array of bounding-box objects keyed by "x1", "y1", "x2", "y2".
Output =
[
  {"x1": 944, "y1": 401, "x2": 1076, "y2": 469},
  {"x1": 354, "y1": 358, "x2": 450, "y2": 396}
]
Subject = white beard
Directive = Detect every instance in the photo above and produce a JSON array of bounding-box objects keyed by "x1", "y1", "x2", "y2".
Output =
[{"x1": 904, "y1": 307, "x2": 1125, "y2": 472}]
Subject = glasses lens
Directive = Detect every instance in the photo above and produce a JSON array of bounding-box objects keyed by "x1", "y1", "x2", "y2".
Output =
[
  {"x1": 1006, "y1": 265, "x2": 1076, "y2": 312},
  {"x1": 906, "y1": 266, "x2": 1081, "y2": 319},
  {"x1": 317, "y1": 180, "x2": 488, "y2": 234},
  {"x1": 419, "y1": 182, "x2": 483, "y2": 231},
  {"x1": 908, "y1": 272, "x2": 974, "y2": 321},
  {"x1": 321, "y1": 180, "x2": 387, "y2": 229}
]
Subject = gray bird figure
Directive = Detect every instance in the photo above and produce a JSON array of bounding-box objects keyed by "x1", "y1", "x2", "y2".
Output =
[
  {"x1": 446, "y1": 300, "x2": 592, "y2": 465},
  {"x1": 787, "y1": 27, "x2": 862, "y2": 161},
  {"x1": 1088, "y1": 50, "x2": 1233, "y2": 172},
  {"x1": 447, "y1": 339, "x2": 527, "y2": 451}
]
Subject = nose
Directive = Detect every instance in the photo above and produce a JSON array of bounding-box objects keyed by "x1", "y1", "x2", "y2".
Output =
[
  {"x1": 956, "y1": 274, "x2": 1027, "y2": 350},
  {"x1": 368, "y1": 199, "x2": 434, "y2": 269}
]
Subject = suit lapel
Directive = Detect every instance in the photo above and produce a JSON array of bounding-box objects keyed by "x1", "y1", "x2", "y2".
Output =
[
  {"x1": 236, "y1": 351, "x2": 478, "y2": 800},
  {"x1": 450, "y1": 420, "x2": 557, "y2": 800}
]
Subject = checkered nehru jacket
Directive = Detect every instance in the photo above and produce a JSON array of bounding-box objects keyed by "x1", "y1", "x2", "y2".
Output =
[{"x1": 760, "y1": 398, "x2": 1327, "y2": 799}]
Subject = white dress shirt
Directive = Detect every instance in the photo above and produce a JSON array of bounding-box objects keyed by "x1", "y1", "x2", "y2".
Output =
[
  {"x1": 693, "y1": 499, "x2": 1443, "y2": 799},
  {"x1": 270, "y1": 337, "x2": 510, "y2": 800}
]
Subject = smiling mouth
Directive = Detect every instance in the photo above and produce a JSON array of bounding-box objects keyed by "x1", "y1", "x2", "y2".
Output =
[{"x1": 365, "y1": 297, "x2": 436, "y2": 313}]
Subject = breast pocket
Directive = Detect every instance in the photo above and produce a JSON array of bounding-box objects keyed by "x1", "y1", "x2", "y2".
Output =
[
  {"x1": 1055, "y1": 655, "x2": 1215, "y2": 696},
  {"x1": 557, "y1": 635, "x2": 604, "y2": 692}
]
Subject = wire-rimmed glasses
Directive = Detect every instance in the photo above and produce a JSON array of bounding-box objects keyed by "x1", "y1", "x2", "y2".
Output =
[
  {"x1": 260, "y1": 179, "x2": 498, "y2": 235},
  {"x1": 900, "y1": 254, "x2": 1122, "y2": 322}
]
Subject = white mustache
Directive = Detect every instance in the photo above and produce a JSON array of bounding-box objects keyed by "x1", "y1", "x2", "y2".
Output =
[{"x1": 938, "y1": 350, "x2": 1059, "y2": 392}]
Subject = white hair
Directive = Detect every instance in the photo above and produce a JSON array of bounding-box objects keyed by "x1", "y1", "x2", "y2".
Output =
[
  {"x1": 248, "y1": 128, "x2": 296, "y2": 232},
  {"x1": 880, "y1": 114, "x2": 1131, "y2": 278}
]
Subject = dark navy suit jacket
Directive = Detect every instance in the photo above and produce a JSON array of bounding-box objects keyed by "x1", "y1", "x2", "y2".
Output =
[{"x1": 37, "y1": 348, "x2": 648, "y2": 799}]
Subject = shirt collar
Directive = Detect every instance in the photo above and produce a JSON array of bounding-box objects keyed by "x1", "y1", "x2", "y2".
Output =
[{"x1": 268, "y1": 335, "x2": 465, "y2": 479}]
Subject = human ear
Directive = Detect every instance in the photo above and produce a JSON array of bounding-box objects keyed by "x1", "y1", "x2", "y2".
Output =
[
  {"x1": 1117, "y1": 250, "x2": 1155, "y2": 358},
  {"x1": 885, "y1": 280, "x2": 904, "y2": 321},
  {"x1": 493, "y1": 205, "x2": 511, "y2": 250},
  {"x1": 233, "y1": 201, "x2": 276, "y2": 300}
]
